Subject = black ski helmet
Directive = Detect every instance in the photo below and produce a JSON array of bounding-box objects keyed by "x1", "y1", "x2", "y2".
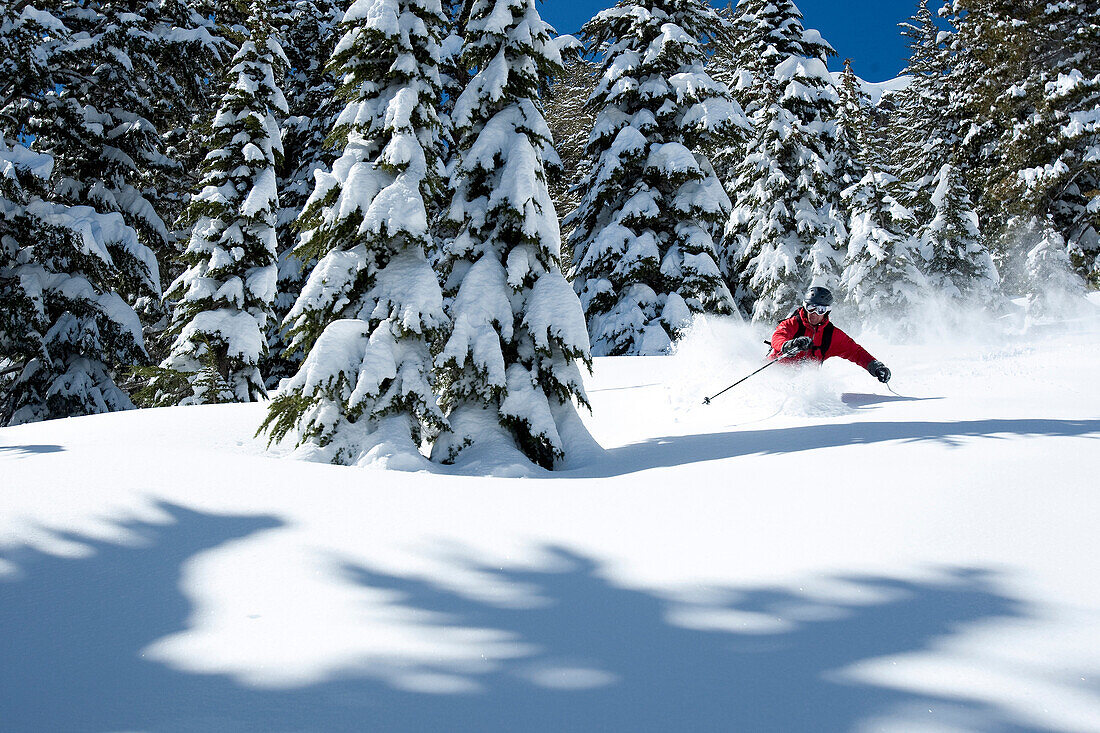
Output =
[{"x1": 803, "y1": 286, "x2": 833, "y2": 309}]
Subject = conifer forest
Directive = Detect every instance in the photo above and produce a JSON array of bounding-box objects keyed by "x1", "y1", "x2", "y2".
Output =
[{"x1": 2, "y1": 0, "x2": 1098, "y2": 469}]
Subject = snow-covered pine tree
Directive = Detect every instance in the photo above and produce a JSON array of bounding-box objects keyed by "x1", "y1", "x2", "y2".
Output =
[
  {"x1": 432, "y1": 0, "x2": 594, "y2": 470},
  {"x1": 918, "y1": 162, "x2": 998, "y2": 301},
  {"x1": 259, "y1": 0, "x2": 449, "y2": 468},
  {"x1": 545, "y1": 52, "x2": 599, "y2": 248},
  {"x1": 20, "y1": 0, "x2": 228, "y2": 304},
  {"x1": 955, "y1": 0, "x2": 1100, "y2": 288},
  {"x1": 708, "y1": 0, "x2": 835, "y2": 120},
  {"x1": 0, "y1": 133, "x2": 157, "y2": 425},
  {"x1": 841, "y1": 169, "x2": 926, "y2": 329},
  {"x1": 721, "y1": 2, "x2": 843, "y2": 323},
  {"x1": 0, "y1": 5, "x2": 160, "y2": 424},
  {"x1": 833, "y1": 58, "x2": 870, "y2": 204},
  {"x1": 145, "y1": 1, "x2": 236, "y2": 228},
  {"x1": 888, "y1": 0, "x2": 955, "y2": 223},
  {"x1": 266, "y1": 0, "x2": 344, "y2": 385},
  {"x1": 835, "y1": 54, "x2": 927, "y2": 329},
  {"x1": 568, "y1": 0, "x2": 744, "y2": 355},
  {"x1": 145, "y1": 2, "x2": 288, "y2": 406},
  {"x1": 723, "y1": 77, "x2": 811, "y2": 319},
  {"x1": 1020, "y1": 216, "x2": 1090, "y2": 319}
]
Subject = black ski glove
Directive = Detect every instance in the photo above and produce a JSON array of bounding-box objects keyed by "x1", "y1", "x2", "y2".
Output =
[
  {"x1": 780, "y1": 336, "x2": 812, "y2": 356},
  {"x1": 867, "y1": 360, "x2": 891, "y2": 383}
]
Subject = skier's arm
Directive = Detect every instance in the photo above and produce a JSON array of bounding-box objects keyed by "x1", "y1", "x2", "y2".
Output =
[
  {"x1": 769, "y1": 318, "x2": 802, "y2": 360},
  {"x1": 828, "y1": 328, "x2": 875, "y2": 369}
]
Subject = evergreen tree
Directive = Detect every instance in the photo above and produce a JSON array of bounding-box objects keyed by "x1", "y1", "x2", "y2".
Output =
[
  {"x1": 841, "y1": 170, "x2": 926, "y2": 329},
  {"x1": 17, "y1": 0, "x2": 229, "y2": 298},
  {"x1": 568, "y1": 0, "x2": 743, "y2": 355},
  {"x1": 1, "y1": 4, "x2": 160, "y2": 424},
  {"x1": 833, "y1": 59, "x2": 871, "y2": 203},
  {"x1": 951, "y1": 0, "x2": 1100, "y2": 287},
  {"x1": 709, "y1": 0, "x2": 835, "y2": 119},
  {"x1": 888, "y1": 0, "x2": 955, "y2": 222},
  {"x1": 1020, "y1": 216, "x2": 1090, "y2": 318},
  {"x1": 1, "y1": 133, "x2": 157, "y2": 425},
  {"x1": 432, "y1": 0, "x2": 594, "y2": 470},
  {"x1": 919, "y1": 162, "x2": 998, "y2": 301},
  {"x1": 260, "y1": 0, "x2": 449, "y2": 468},
  {"x1": 721, "y1": 6, "x2": 843, "y2": 323},
  {"x1": 267, "y1": 0, "x2": 345, "y2": 385},
  {"x1": 545, "y1": 53, "x2": 599, "y2": 248},
  {"x1": 146, "y1": 3, "x2": 288, "y2": 405}
]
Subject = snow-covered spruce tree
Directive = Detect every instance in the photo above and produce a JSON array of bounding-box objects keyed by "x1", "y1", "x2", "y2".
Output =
[
  {"x1": 568, "y1": 0, "x2": 744, "y2": 356},
  {"x1": 888, "y1": 0, "x2": 956, "y2": 224},
  {"x1": 19, "y1": 1, "x2": 229, "y2": 304},
  {"x1": 708, "y1": 0, "x2": 835, "y2": 120},
  {"x1": 1020, "y1": 216, "x2": 1090, "y2": 319},
  {"x1": 432, "y1": 0, "x2": 594, "y2": 470},
  {"x1": 545, "y1": 52, "x2": 599, "y2": 248},
  {"x1": 918, "y1": 163, "x2": 998, "y2": 301},
  {"x1": 723, "y1": 77, "x2": 810, "y2": 319},
  {"x1": 259, "y1": 0, "x2": 449, "y2": 468},
  {"x1": 266, "y1": 0, "x2": 345, "y2": 386},
  {"x1": 954, "y1": 0, "x2": 1100, "y2": 287},
  {"x1": 722, "y1": 42, "x2": 844, "y2": 322},
  {"x1": 833, "y1": 58, "x2": 871, "y2": 204},
  {"x1": 0, "y1": 134, "x2": 157, "y2": 425},
  {"x1": 144, "y1": 4, "x2": 288, "y2": 406},
  {"x1": 841, "y1": 169, "x2": 926, "y2": 329},
  {"x1": 836, "y1": 55, "x2": 926, "y2": 329}
]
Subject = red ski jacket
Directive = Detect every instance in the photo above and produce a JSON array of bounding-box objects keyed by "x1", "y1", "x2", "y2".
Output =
[{"x1": 768, "y1": 308, "x2": 876, "y2": 368}]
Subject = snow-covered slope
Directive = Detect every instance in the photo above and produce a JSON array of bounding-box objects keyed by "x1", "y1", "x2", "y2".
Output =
[
  {"x1": 830, "y1": 72, "x2": 912, "y2": 105},
  {"x1": 3, "y1": 299, "x2": 1099, "y2": 732}
]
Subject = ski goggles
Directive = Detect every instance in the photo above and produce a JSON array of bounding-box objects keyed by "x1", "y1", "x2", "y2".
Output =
[{"x1": 804, "y1": 303, "x2": 830, "y2": 315}]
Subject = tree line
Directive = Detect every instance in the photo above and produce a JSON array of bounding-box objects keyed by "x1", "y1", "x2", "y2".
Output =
[{"x1": 2, "y1": 0, "x2": 1097, "y2": 469}]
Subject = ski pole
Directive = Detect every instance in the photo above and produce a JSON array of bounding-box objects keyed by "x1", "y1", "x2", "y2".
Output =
[{"x1": 702, "y1": 359, "x2": 779, "y2": 405}]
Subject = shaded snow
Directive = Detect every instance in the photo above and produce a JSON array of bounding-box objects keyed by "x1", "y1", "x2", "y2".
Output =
[{"x1": 2, "y1": 305, "x2": 1100, "y2": 731}]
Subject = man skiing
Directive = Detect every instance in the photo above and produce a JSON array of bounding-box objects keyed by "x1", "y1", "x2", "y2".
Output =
[{"x1": 769, "y1": 286, "x2": 891, "y2": 383}]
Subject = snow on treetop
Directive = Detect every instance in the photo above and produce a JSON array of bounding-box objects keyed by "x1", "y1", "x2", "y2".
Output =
[
  {"x1": 359, "y1": 173, "x2": 429, "y2": 240},
  {"x1": 240, "y1": 168, "x2": 278, "y2": 220},
  {"x1": 613, "y1": 233, "x2": 661, "y2": 279},
  {"x1": 17, "y1": 5, "x2": 70, "y2": 34},
  {"x1": 668, "y1": 70, "x2": 728, "y2": 102},
  {"x1": 555, "y1": 34, "x2": 583, "y2": 53},
  {"x1": 453, "y1": 50, "x2": 511, "y2": 131},
  {"x1": 774, "y1": 54, "x2": 832, "y2": 84},
  {"x1": 618, "y1": 188, "x2": 661, "y2": 222},
  {"x1": 288, "y1": 245, "x2": 367, "y2": 323},
  {"x1": 1, "y1": 136, "x2": 54, "y2": 182},
  {"x1": 178, "y1": 309, "x2": 265, "y2": 360},
  {"x1": 596, "y1": 50, "x2": 642, "y2": 95},
  {"x1": 365, "y1": 251, "x2": 446, "y2": 332},
  {"x1": 441, "y1": 256, "x2": 514, "y2": 386},
  {"x1": 480, "y1": 0, "x2": 518, "y2": 37},
  {"x1": 383, "y1": 87, "x2": 424, "y2": 141},
  {"x1": 26, "y1": 200, "x2": 160, "y2": 293},
  {"x1": 642, "y1": 22, "x2": 698, "y2": 67},
  {"x1": 645, "y1": 142, "x2": 701, "y2": 177},
  {"x1": 800, "y1": 27, "x2": 834, "y2": 55},
  {"x1": 680, "y1": 95, "x2": 743, "y2": 134},
  {"x1": 284, "y1": 318, "x2": 369, "y2": 394},
  {"x1": 342, "y1": 0, "x2": 400, "y2": 33}
]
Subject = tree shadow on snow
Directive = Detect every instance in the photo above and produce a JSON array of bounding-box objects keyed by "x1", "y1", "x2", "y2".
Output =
[
  {"x1": 0, "y1": 511, "x2": 1070, "y2": 732},
  {"x1": 567, "y1": 418, "x2": 1100, "y2": 478}
]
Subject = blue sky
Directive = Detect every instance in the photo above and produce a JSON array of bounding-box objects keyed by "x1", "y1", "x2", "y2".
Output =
[{"x1": 539, "y1": 0, "x2": 921, "y2": 82}]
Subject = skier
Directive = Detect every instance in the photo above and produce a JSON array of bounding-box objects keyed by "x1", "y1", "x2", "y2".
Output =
[{"x1": 769, "y1": 286, "x2": 891, "y2": 383}]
